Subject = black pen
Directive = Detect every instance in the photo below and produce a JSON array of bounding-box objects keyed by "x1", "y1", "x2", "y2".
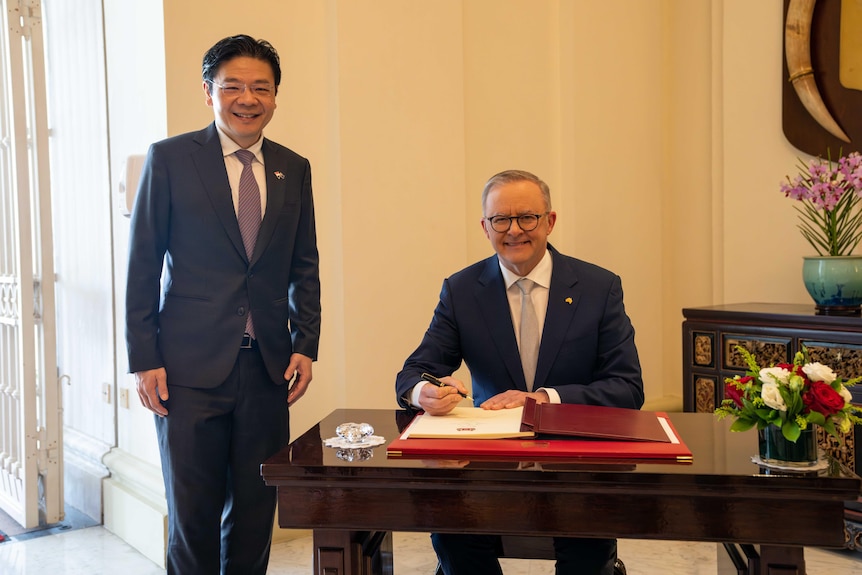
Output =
[{"x1": 421, "y1": 372, "x2": 473, "y2": 401}]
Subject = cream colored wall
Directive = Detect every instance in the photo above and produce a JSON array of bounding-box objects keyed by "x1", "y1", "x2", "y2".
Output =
[
  {"x1": 104, "y1": 0, "x2": 167, "y2": 467},
  {"x1": 161, "y1": 0, "x2": 472, "y2": 436},
  {"x1": 101, "y1": 0, "x2": 832, "y2": 564},
  {"x1": 102, "y1": 0, "x2": 168, "y2": 562},
  {"x1": 114, "y1": 0, "x2": 830, "y2": 452},
  {"x1": 662, "y1": 0, "x2": 717, "y2": 401},
  {"x1": 156, "y1": 1, "x2": 698, "y2": 439},
  {"x1": 722, "y1": 0, "x2": 819, "y2": 304}
]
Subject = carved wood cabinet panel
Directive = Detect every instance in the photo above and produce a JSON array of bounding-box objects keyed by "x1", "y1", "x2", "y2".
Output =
[{"x1": 682, "y1": 303, "x2": 862, "y2": 467}]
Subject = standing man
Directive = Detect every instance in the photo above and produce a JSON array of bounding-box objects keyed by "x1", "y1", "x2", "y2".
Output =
[
  {"x1": 395, "y1": 170, "x2": 642, "y2": 575},
  {"x1": 126, "y1": 34, "x2": 321, "y2": 575}
]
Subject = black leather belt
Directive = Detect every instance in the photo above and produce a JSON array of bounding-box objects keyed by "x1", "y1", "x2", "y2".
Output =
[{"x1": 240, "y1": 333, "x2": 255, "y2": 349}]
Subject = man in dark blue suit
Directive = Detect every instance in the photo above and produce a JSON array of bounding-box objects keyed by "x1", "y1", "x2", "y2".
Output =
[
  {"x1": 126, "y1": 35, "x2": 320, "y2": 574},
  {"x1": 395, "y1": 169, "x2": 642, "y2": 575}
]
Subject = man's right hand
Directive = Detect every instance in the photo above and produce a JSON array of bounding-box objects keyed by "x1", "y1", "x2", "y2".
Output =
[
  {"x1": 417, "y1": 376, "x2": 470, "y2": 416},
  {"x1": 135, "y1": 367, "x2": 169, "y2": 417}
]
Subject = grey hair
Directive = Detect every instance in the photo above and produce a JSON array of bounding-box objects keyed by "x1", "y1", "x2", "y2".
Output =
[{"x1": 481, "y1": 170, "x2": 552, "y2": 215}]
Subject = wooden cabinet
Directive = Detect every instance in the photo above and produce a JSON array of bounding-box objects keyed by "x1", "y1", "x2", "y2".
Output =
[
  {"x1": 682, "y1": 302, "x2": 862, "y2": 551},
  {"x1": 683, "y1": 303, "x2": 862, "y2": 413},
  {"x1": 682, "y1": 302, "x2": 862, "y2": 466}
]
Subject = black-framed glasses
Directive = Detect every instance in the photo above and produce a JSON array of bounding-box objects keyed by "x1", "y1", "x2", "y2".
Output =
[
  {"x1": 484, "y1": 212, "x2": 548, "y2": 233},
  {"x1": 210, "y1": 80, "x2": 276, "y2": 98}
]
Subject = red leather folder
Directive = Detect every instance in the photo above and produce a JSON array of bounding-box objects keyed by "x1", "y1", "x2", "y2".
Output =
[
  {"x1": 520, "y1": 397, "x2": 673, "y2": 443},
  {"x1": 387, "y1": 407, "x2": 693, "y2": 463}
]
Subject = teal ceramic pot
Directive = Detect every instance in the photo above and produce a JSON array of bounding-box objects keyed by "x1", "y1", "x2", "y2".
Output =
[{"x1": 802, "y1": 256, "x2": 862, "y2": 316}]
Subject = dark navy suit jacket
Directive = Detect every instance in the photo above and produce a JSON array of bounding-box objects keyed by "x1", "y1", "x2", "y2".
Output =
[
  {"x1": 125, "y1": 122, "x2": 320, "y2": 388},
  {"x1": 396, "y1": 245, "x2": 643, "y2": 409}
]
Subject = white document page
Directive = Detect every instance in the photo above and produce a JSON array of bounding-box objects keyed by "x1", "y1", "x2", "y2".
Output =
[{"x1": 401, "y1": 406, "x2": 535, "y2": 439}]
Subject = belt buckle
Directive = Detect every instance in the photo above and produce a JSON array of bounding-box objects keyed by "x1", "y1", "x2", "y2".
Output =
[{"x1": 240, "y1": 333, "x2": 253, "y2": 349}]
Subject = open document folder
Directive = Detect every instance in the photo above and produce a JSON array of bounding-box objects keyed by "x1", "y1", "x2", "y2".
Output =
[{"x1": 387, "y1": 399, "x2": 693, "y2": 462}]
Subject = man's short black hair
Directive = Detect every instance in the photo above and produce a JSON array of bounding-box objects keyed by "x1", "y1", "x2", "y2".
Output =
[{"x1": 202, "y1": 34, "x2": 281, "y2": 88}]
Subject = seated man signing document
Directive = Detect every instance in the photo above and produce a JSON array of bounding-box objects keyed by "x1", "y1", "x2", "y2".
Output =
[{"x1": 395, "y1": 169, "x2": 643, "y2": 575}]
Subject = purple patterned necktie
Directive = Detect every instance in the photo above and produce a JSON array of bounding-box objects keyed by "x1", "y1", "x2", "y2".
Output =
[{"x1": 235, "y1": 149, "x2": 260, "y2": 338}]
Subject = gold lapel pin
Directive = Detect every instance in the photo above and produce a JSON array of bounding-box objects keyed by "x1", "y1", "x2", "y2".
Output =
[{"x1": 565, "y1": 297, "x2": 573, "y2": 304}]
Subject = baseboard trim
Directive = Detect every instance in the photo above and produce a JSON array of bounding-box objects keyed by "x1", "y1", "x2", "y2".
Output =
[
  {"x1": 101, "y1": 447, "x2": 309, "y2": 561},
  {"x1": 102, "y1": 448, "x2": 167, "y2": 568},
  {"x1": 63, "y1": 427, "x2": 111, "y2": 524}
]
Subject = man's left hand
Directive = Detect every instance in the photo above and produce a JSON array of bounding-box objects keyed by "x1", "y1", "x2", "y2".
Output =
[
  {"x1": 480, "y1": 389, "x2": 549, "y2": 410},
  {"x1": 284, "y1": 353, "x2": 313, "y2": 406}
]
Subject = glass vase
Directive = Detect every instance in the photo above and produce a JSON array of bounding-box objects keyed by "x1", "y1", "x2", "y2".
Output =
[{"x1": 757, "y1": 425, "x2": 819, "y2": 467}]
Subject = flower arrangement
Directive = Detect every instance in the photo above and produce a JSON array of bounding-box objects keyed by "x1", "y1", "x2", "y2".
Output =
[
  {"x1": 780, "y1": 150, "x2": 862, "y2": 256},
  {"x1": 715, "y1": 345, "x2": 862, "y2": 442}
]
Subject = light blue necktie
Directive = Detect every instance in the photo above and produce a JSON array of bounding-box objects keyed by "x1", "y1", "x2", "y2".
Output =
[{"x1": 516, "y1": 278, "x2": 539, "y2": 391}]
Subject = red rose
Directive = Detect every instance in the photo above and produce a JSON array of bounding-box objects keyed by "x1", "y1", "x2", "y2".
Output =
[
  {"x1": 803, "y1": 381, "x2": 846, "y2": 416},
  {"x1": 724, "y1": 376, "x2": 752, "y2": 408}
]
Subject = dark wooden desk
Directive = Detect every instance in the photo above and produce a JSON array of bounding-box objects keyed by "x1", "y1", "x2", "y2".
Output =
[{"x1": 262, "y1": 409, "x2": 860, "y2": 575}]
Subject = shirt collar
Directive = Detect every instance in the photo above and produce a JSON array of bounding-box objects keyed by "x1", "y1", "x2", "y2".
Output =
[
  {"x1": 215, "y1": 125, "x2": 264, "y2": 163},
  {"x1": 499, "y1": 249, "x2": 553, "y2": 290}
]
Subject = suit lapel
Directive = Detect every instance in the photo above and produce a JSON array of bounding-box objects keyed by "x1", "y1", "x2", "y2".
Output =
[
  {"x1": 193, "y1": 124, "x2": 247, "y2": 261},
  {"x1": 252, "y1": 139, "x2": 285, "y2": 265},
  {"x1": 475, "y1": 257, "x2": 528, "y2": 390},
  {"x1": 534, "y1": 249, "x2": 581, "y2": 388}
]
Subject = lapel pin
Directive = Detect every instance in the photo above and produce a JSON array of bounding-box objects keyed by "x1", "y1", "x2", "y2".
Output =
[
  {"x1": 274, "y1": 171, "x2": 285, "y2": 180},
  {"x1": 565, "y1": 297, "x2": 573, "y2": 304}
]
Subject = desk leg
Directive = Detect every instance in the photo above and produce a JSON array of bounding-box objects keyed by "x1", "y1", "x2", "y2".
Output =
[
  {"x1": 313, "y1": 530, "x2": 393, "y2": 575},
  {"x1": 718, "y1": 543, "x2": 806, "y2": 574},
  {"x1": 758, "y1": 545, "x2": 806, "y2": 574}
]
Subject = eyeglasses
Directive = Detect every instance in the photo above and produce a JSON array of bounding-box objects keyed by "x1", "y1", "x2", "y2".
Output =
[
  {"x1": 210, "y1": 80, "x2": 276, "y2": 98},
  {"x1": 484, "y1": 213, "x2": 548, "y2": 233}
]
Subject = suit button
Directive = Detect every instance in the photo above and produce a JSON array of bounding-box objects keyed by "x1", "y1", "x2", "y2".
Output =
[
  {"x1": 248, "y1": 272, "x2": 254, "y2": 278},
  {"x1": 237, "y1": 306, "x2": 246, "y2": 316}
]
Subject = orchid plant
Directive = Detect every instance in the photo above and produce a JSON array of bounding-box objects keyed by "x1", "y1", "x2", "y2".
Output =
[{"x1": 780, "y1": 151, "x2": 862, "y2": 256}]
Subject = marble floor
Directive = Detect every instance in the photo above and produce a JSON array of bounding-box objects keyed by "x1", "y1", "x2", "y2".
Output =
[{"x1": 0, "y1": 526, "x2": 861, "y2": 574}]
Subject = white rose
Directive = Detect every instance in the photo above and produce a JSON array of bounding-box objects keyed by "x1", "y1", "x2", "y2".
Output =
[
  {"x1": 761, "y1": 382, "x2": 787, "y2": 411},
  {"x1": 802, "y1": 362, "x2": 837, "y2": 384},
  {"x1": 760, "y1": 367, "x2": 790, "y2": 385},
  {"x1": 839, "y1": 385, "x2": 853, "y2": 405}
]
